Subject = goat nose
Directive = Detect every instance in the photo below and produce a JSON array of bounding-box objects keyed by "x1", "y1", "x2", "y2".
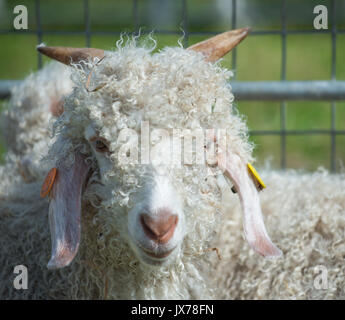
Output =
[{"x1": 140, "y1": 210, "x2": 178, "y2": 244}]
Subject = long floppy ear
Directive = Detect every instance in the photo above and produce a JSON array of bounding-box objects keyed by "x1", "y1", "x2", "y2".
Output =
[
  {"x1": 45, "y1": 151, "x2": 91, "y2": 269},
  {"x1": 187, "y1": 27, "x2": 250, "y2": 62},
  {"x1": 37, "y1": 44, "x2": 104, "y2": 66},
  {"x1": 217, "y1": 147, "x2": 282, "y2": 258}
]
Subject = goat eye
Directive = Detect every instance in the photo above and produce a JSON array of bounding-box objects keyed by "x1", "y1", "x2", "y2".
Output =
[{"x1": 94, "y1": 140, "x2": 108, "y2": 152}]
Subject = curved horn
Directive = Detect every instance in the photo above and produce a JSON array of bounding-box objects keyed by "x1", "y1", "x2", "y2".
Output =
[
  {"x1": 187, "y1": 27, "x2": 250, "y2": 62},
  {"x1": 37, "y1": 44, "x2": 104, "y2": 65}
]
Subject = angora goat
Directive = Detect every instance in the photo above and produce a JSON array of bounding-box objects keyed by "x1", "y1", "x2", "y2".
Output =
[
  {"x1": 1, "y1": 28, "x2": 283, "y2": 299},
  {"x1": 1, "y1": 31, "x2": 344, "y2": 300}
]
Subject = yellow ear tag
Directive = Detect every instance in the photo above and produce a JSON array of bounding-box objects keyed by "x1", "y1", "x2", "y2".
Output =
[
  {"x1": 247, "y1": 163, "x2": 266, "y2": 191},
  {"x1": 230, "y1": 163, "x2": 266, "y2": 194}
]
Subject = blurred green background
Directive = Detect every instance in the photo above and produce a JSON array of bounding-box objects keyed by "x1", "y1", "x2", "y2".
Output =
[{"x1": 0, "y1": 0, "x2": 344, "y2": 171}]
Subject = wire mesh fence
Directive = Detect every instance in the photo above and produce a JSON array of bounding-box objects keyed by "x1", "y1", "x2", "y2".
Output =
[{"x1": 0, "y1": 0, "x2": 344, "y2": 171}]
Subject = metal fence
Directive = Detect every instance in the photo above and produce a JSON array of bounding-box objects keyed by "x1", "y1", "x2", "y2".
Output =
[{"x1": 0, "y1": 0, "x2": 344, "y2": 171}]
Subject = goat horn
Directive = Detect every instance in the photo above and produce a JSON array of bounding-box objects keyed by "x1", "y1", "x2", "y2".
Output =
[
  {"x1": 187, "y1": 27, "x2": 250, "y2": 62},
  {"x1": 37, "y1": 44, "x2": 105, "y2": 65}
]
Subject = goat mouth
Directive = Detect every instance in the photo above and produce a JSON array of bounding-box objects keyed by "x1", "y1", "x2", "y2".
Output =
[{"x1": 140, "y1": 246, "x2": 176, "y2": 259}]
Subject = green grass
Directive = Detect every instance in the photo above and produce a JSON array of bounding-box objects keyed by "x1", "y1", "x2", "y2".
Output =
[{"x1": 0, "y1": 0, "x2": 344, "y2": 171}]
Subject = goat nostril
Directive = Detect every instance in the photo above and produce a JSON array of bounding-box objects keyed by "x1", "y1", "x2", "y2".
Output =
[{"x1": 140, "y1": 212, "x2": 178, "y2": 244}]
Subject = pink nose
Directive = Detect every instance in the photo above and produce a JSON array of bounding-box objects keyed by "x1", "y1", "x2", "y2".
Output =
[{"x1": 140, "y1": 209, "x2": 178, "y2": 244}]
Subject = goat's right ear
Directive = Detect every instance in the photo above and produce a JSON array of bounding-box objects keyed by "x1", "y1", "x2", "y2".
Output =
[{"x1": 42, "y1": 151, "x2": 91, "y2": 269}]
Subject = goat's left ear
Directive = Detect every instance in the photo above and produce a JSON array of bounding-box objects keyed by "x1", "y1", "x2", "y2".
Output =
[
  {"x1": 42, "y1": 151, "x2": 91, "y2": 269},
  {"x1": 217, "y1": 146, "x2": 282, "y2": 258},
  {"x1": 187, "y1": 27, "x2": 250, "y2": 62}
]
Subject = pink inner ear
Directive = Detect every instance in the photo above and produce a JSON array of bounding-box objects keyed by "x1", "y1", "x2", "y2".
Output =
[
  {"x1": 218, "y1": 149, "x2": 282, "y2": 259},
  {"x1": 47, "y1": 152, "x2": 91, "y2": 269}
]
